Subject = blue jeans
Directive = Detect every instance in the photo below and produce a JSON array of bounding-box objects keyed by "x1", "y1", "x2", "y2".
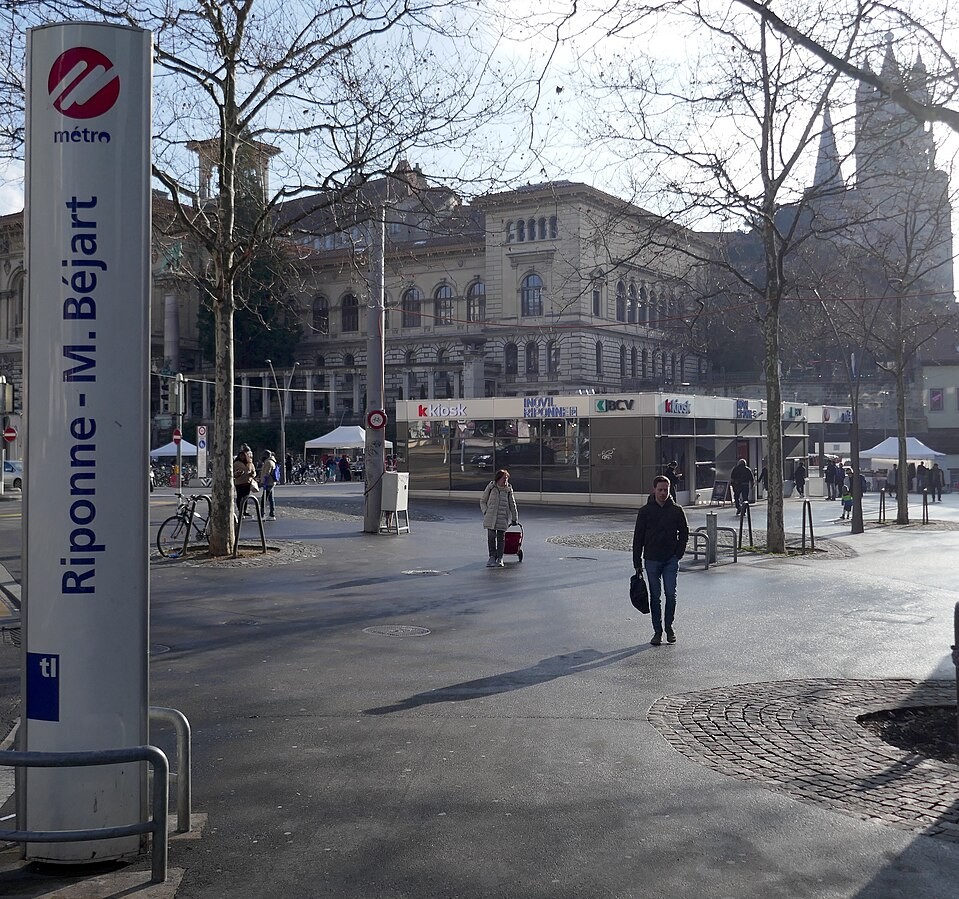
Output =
[
  {"x1": 644, "y1": 556, "x2": 679, "y2": 633},
  {"x1": 263, "y1": 484, "x2": 275, "y2": 517}
]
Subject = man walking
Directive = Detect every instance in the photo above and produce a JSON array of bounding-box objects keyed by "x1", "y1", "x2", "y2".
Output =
[
  {"x1": 730, "y1": 458, "x2": 754, "y2": 513},
  {"x1": 633, "y1": 475, "x2": 689, "y2": 646}
]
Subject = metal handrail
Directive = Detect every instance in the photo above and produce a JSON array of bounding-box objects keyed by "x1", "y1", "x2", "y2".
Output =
[
  {"x1": 149, "y1": 706, "x2": 191, "y2": 834},
  {"x1": 0, "y1": 744, "x2": 169, "y2": 883}
]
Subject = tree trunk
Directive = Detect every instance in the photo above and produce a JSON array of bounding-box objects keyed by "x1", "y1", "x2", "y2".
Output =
[
  {"x1": 895, "y1": 296, "x2": 909, "y2": 524},
  {"x1": 209, "y1": 293, "x2": 236, "y2": 555},
  {"x1": 763, "y1": 311, "x2": 786, "y2": 553}
]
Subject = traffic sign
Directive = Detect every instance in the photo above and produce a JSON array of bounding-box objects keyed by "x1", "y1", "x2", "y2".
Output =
[
  {"x1": 367, "y1": 410, "x2": 387, "y2": 430},
  {"x1": 3, "y1": 426, "x2": 16, "y2": 443},
  {"x1": 172, "y1": 428, "x2": 182, "y2": 445}
]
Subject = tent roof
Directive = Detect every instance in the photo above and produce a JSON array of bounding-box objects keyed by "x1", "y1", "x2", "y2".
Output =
[
  {"x1": 150, "y1": 440, "x2": 199, "y2": 457},
  {"x1": 304, "y1": 425, "x2": 392, "y2": 449},
  {"x1": 860, "y1": 436, "x2": 944, "y2": 460}
]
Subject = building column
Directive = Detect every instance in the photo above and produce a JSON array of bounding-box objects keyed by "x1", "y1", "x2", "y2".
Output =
[
  {"x1": 201, "y1": 380, "x2": 211, "y2": 420},
  {"x1": 240, "y1": 376, "x2": 250, "y2": 420}
]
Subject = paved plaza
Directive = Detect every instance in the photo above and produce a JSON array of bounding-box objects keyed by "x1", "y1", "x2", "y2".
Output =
[{"x1": 0, "y1": 486, "x2": 957, "y2": 897}]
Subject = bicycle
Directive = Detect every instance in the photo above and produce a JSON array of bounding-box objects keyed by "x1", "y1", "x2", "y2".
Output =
[{"x1": 157, "y1": 495, "x2": 211, "y2": 558}]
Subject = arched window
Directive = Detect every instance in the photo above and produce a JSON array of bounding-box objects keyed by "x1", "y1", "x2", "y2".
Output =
[
  {"x1": 504, "y1": 343, "x2": 518, "y2": 375},
  {"x1": 628, "y1": 282, "x2": 638, "y2": 324},
  {"x1": 402, "y1": 287, "x2": 422, "y2": 328},
  {"x1": 405, "y1": 349, "x2": 416, "y2": 365},
  {"x1": 526, "y1": 341, "x2": 539, "y2": 374},
  {"x1": 549, "y1": 215, "x2": 558, "y2": 238},
  {"x1": 506, "y1": 221, "x2": 515, "y2": 243},
  {"x1": 341, "y1": 294, "x2": 358, "y2": 332},
  {"x1": 527, "y1": 218, "x2": 536, "y2": 240},
  {"x1": 615, "y1": 280, "x2": 626, "y2": 322},
  {"x1": 344, "y1": 353, "x2": 355, "y2": 367},
  {"x1": 620, "y1": 345, "x2": 627, "y2": 377},
  {"x1": 467, "y1": 281, "x2": 486, "y2": 322},
  {"x1": 640, "y1": 285, "x2": 649, "y2": 324},
  {"x1": 316, "y1": 355, "x2": 325, "y2": 368},
  {"x1": 648, "y1": 287, "x2": 657, "y2": 327},
  {"x1": 521, "y1": 273, "x2": 543, "y2": 316},
  {"x1": 595, "y1": 342, "x2": 603, "y2": 378},
  {"x1": 642, "y1": 348, "x2": 649, "y2": 378},
  {"x1": 538, "y1": 217, "x2": 547, "y2": 240},
  {"x1": 591, "y1": 284, "x2": 602, "y2": 317},
  {"x1": 312, "y1": 296, "x2": 329, "y2": 334},
  {"x1": 518, "y1": 219, "x2": 526, "y2": 242},
  {"x1": 434, "y1": 284, "x2": 454, "y2": 326},
  {"x1": 547, "y1": 340, "x2": 560, "y2": 374},
  {"x1": 631, "y1": 346, "x2": 638, "y2": 378}
]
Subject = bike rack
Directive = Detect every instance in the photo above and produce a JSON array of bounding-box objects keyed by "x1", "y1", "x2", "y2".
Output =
[
  {"x1": 800, "y1": 498, "x2": 816, "y2": 551},
  {"x1": 687, "y1": 531, "x2": 711, "y2": 569},
  {"x1": 692, "y1": 525, "x2": 738, "y2": 566},
  {"x1": 234, "y1": 495, "x2": 267, "y2": 557},
  {"x1": 737, "y1": 502, "x2": 754, "y2": 548},
  {"x1": 0, "y1": 745, "x2": 169, "y2": 883}
]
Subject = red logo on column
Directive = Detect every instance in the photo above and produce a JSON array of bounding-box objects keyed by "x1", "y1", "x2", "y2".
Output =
[{"x1": 48, "y1": 47, "x2": 120, "y2": 119}]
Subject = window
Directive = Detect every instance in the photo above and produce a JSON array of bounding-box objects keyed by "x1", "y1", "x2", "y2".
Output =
[
  {"x1": 505, "y1": 343, "x2": 518, "y2": 375},
  {"x1": 402, "y1": 287, "x2": 422, "y2": 328},
  {"x1": 538, "y1": 217, "x2": 547, "y2": 240},
  {"x1": 547, "y1": 340, "x2": 560, "y2": 374},
  {"x1": 506, "y1": 221, "x2": 515, "y2": 243},
  {"x1": 642, "y1": 348, "x2": 649, "y2": 378},
  {"x1": 344, "y1": 353, "x2": 355, "y2": 367},
  {"x1": 526, "y1": 342, "x2": 539, "y2": 374},
  {"x1": 316, "y1": 355, "x2": 325, "y2": 368},
  {"x1": 467, "y1": 281, "x2": 486, "y2": 322},
  {"x1": 434, "y1": 284, "x2": 454, "y2": 325},
  {"x1": 620, "y1": 345, "x2": 627, "y2": 377},
  {"x1": 437, "y1": 348, "x2": 447, "y2": 365},
  {"x1": 312, "y1": 296, "x2": 329, "y2": 334},
  {"x1": 521, "y1": 273, "x2": 543, "y2": 316},
  {"x1": 631, "y1": 346, "x2": 638, "y2": 378},
  {"x1": 595, "y1": 342, "x2": 603, "y2": 378},
  {"x1": 616, "y1": 281, "x2": 626, "y2": 322},
  {"x1": 341, "y1": 294, "x2": 358, "y2": 332},
  {"x1": 628, "y1": 282, "x2": 638, "y2": 323},
  {"x1": 640, "y1": 285, "x2": 649, "y2": 324},
  {"x1": 549, "y1": 215, "x2": 558, "y2": 238},
  {"x1": 405, "y1": 350, "x2": 416, "y2": 365},
  {"x1": 592, "y1": 286, "x2": 601, "y2": 317},
  {"x1": 518, "y1": 219, "x2": 526, "y2": 242},
  {"x1": 527, "y1": 218, "x2": 536, "y2": 240},
  {"x1": 930, "y1": 387, "x2": 945, "y2": 412}
]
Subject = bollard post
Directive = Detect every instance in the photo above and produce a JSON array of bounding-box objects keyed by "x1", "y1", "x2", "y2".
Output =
[
  {"x1": 922, "y1": 489, "x2": 929, "y2": 524},
  {"x1": 954, "y1": 603, "x2": 959, "y2": 752},
  {"x1": 706, "y1": 512, "x2": 718, "y2": 565},
  {"x1": 878, "y1": 487, "x2": 885, "y2": 524}
]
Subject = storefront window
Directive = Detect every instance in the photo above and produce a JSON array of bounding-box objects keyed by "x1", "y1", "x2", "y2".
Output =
[{"x1": 451, "y1": 419, "x2": 496, "y2": 491}]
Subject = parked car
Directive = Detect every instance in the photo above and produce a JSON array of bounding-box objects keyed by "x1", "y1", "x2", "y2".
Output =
[{"x1": 3, "y1": 459, "x2": 23, "y2": 491}]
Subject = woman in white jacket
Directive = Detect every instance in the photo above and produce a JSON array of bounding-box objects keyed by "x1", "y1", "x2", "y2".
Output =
[{"x1": 480, "y1": 469, "x2": 518, "y2": 567}]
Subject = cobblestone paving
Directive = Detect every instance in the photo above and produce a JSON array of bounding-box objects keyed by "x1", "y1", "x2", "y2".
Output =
[
  {"x1": 647, "y1": 679, "x2": 959, "y2": 843},
  {"x1": 151, "y1": 539, "x2": 321, "y2": 569}
]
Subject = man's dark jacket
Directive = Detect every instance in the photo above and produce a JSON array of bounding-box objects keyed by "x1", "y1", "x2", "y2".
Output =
[{"x1": 632, "y1": 494, "x2": 689, "y2": 568}]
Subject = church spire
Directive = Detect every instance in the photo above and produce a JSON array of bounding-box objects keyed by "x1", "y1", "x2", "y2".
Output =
[{"x1": 812, "y1": 105, "x2": 843, "y2": 192}]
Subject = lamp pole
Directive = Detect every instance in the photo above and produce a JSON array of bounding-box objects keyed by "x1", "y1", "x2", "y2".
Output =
[{"x1": 266, "y1": 359, "x2": 298, "y2": 485}]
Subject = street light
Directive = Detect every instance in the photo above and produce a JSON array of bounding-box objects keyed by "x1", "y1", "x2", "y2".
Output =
[{"x1": 266, "y1": 359, "x2": 298, "y2": 485}]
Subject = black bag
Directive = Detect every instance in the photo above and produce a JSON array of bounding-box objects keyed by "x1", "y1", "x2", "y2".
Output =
[{"x1": 630, "y1": 573, "x2": 649, "y2": 614}]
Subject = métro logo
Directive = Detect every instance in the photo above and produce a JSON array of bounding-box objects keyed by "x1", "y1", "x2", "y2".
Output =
[{"x1": 48, "y1": 47, "x2": 120, "y2": 119}]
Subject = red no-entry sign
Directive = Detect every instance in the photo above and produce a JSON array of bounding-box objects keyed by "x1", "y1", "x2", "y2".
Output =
[
  {"x1": 3, "y1": 426, "x2": 16, "y2": 443},
  {"x1": 172, "y1": 428, "x2": 182, "y2": 445}
]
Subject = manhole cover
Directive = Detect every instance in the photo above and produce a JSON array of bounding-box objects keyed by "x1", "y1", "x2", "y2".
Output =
[
  {"x1": 363, "y1": 625, "x2": 432, "y2": 637},
  {"x1": 223, "y1": 618, "x2": 259, "y2": 626},
  {"x1": 401, "y1": 569, "x2": 448, "y2": 576},
  {"x1": 149, "y1": 643, "x2": 172, "y2": 655}
]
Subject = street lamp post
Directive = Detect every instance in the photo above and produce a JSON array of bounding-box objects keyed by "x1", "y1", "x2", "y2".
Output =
[{"x1": 266, "y1": 359, "x2": 298, "y2": 485}]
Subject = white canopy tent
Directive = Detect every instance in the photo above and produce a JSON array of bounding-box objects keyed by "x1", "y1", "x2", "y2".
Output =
[
  {"x1": 150, "y1": 440, "x2": 198, "y2": 457},
  {"x1": 860, "y1": 437, "x2": 945, "y2": 461},
  {"x1": 303, "y1": 425, "x2": 392, "y2": 452}
]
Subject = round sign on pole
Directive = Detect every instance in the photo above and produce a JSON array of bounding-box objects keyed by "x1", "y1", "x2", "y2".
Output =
[
  {"x1": 3, "y1": 426, "x2": 16, "y2": 443},
  {"x1": 172, "y1": 428, "x2": 182, "y2": 445},
  {"x1": 367, "y1": 410, "x2": 387, "y2": 430}
]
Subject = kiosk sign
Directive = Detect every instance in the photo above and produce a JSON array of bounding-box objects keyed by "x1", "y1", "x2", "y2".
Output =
[{"x1": 24, "y1": 23, "x2": 151, "y2": 862}]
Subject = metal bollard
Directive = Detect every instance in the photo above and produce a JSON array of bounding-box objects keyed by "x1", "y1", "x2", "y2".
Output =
[{"x1": 705, "y1": 512, "x2": 718, "y2": 565}]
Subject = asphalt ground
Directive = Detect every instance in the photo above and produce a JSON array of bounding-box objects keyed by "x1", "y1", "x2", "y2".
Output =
[{"x1": 0, "y1": 485, "x2": 957, "y2": 897}]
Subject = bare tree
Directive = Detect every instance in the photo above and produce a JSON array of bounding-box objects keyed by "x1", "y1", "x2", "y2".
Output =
[{"x1": 9, "y1": 0, "x2": 528, "y2": 553}]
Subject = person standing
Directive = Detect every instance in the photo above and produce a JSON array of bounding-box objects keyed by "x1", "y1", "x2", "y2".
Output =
[
  {"x1": 730, "y1": 459, "x2": 754, "y2": 512},
  {"x1": 929, "y1": 462, "x2": 945, "y2": 502},
  {"x1": 916, "y1": 461, "x2": 928, "y2": 495},
  {"x1": 632, "y1": 475, "x2": 689, "y2": 646},
  {"x1": 824, "y1": 459, "x2": 838, "y2": 501},
  {"x1": 233, "y1": 445, "x2": 257, "y2": 516},
  {"x1": 887, "y1": 464, "x2": 898, "y2": 498},
  {"x1": 259, "y1": 450, "x2": 279, "y2": 520},
  {"x1": 665, "y1": 460, "x2": 682, "y2": 501},
  {"x1": 480, "y1": 469, "x2": 518, "y2": 568},
  {"x1": 338, "y1": 454, "x2": 352, "y2": 482},
  {"x1": 794, "y1": 461, "x2": 807, "y2": 498}
]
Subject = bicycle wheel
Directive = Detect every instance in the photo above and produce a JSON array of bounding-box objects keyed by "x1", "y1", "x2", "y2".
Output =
[{"x1": 157, "y1": 515, "x2": 188, "y2": 558}]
